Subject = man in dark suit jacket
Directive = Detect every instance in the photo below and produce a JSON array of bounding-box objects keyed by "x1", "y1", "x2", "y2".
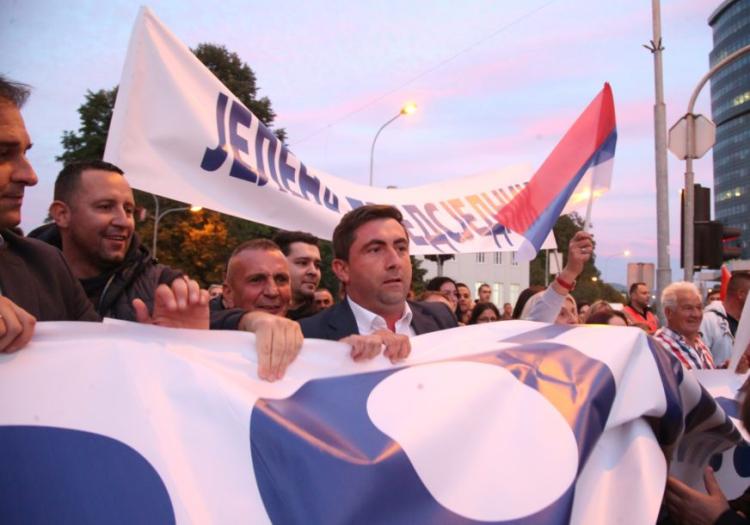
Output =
[{"x1": 299, "y1": 205, "x2": 457, "y2": 362}]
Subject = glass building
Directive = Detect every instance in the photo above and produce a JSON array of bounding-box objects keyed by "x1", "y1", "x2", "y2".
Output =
[{"x1": 708, "y1": 0, "x2": 750, "y2": 258}]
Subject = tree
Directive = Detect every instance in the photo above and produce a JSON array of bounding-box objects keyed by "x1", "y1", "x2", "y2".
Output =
[
  {"x1": 193, "y1": 44, "x2": 286, "y2": 142},
  {"x1": 529, "y1": 213, "x2": 624, "y2": 304},
  {"x1": 58, "y1": 43, "x2": 289, "y2": 286},
  {"x1": 57, "y1": 88, "x2": 118, "y2": 163}
]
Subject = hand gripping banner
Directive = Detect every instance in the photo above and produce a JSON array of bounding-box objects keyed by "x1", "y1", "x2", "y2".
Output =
[{"x1": 0, "y1": 321, "x2": 739, "y2": 524}]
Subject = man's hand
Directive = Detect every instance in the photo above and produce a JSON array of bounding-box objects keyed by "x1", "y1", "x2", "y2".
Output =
[
  {"x1": 552, "y1": 231, "x2": 594, "y2": 295},
  {"x1": 133, "y1": 277, "x2": 209, "y2": 329},
  {"x1": 0, "y1": 296, "x2": 36, "y2": 353},
  {"x1": 238, "y1": 311, "x2": 303, "y2": 382},
  {"x1": 340, "y1": 331, "x2": 411, "y2": 364},
  {"x1": 735, "y1": 342, "x2": 750, "y2": 374},
  {"x1": 665, "y1": 467, "x2": 731, "y2": 525}
]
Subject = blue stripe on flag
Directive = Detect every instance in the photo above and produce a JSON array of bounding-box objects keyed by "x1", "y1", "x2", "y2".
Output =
[{"x1": 522, "y1": 129, "x2": 617, "y2": 252}]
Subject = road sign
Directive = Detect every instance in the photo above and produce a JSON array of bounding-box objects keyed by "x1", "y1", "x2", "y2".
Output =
[{"x1": 668, "y1": 114, "x2": 716, "y2": 160}]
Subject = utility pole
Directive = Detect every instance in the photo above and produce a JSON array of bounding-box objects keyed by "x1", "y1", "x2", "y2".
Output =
[
  {"x1": 669, "y1": 43, "x2": 750, "y2": 280},
  {"x1": 645, "y1": 0, "x2": 671, "y2": 313}
]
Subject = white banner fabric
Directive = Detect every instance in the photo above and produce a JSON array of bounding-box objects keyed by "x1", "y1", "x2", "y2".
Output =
[
  {"x1": 0, "y1": 321, "x2": 739, "y2": 524},
  {"x1": 104, "y1": 7, "x2": 611, "y2": 257}
]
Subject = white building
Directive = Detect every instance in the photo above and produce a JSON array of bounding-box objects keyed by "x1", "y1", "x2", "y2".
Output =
[{"x1": 419, "y1": 252, "x2": 530, "y2": 307}]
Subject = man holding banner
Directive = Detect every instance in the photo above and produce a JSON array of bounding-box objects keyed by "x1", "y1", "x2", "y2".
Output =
[
  {"x1": 0, "y1": 75, "x2": 215, "y2": 349},
  {"x1": 0, "y1": 77, "x2": 302, "y2": 382},
  {"x1": 300, "y1": 204, "x2": 594, "y2": 357}
]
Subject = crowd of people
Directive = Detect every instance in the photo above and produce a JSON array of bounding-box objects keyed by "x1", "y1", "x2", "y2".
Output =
[{"x1": 3, "y1": 74, "x2": 750, "y2": 523}]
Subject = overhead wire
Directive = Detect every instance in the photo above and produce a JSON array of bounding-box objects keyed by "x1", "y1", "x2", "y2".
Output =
[{"x1": 293, "y1": 0, "x2": 559, "y2": 145}]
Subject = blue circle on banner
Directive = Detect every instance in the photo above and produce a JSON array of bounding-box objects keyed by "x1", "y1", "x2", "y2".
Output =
[
  {"x1": 250, "y1": 332, "x2": 616, "y2": 524},
  {"x1": 0, "y1": 426, "x2": 175, "y2": 525}
]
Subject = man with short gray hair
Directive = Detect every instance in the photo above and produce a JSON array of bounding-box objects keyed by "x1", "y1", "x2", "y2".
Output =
[{"x1": 654, "y1": 282, "x2": 715, "y2": 369}]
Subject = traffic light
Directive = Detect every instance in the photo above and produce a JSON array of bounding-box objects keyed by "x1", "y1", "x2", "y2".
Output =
[
  {"x1": 722, "y1": 225, "x2": 742, "y2": 261},
  {"x1": 681, "y1": 184, "x2": 712, "y2": 268},
  {"x1": 680, "y1": 184, "x2": 743, "y2": 269}
]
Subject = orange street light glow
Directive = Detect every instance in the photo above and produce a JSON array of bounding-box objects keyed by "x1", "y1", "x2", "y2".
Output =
[{"x1": 401, "y1": 102, "x2": 418, "y2": 115}]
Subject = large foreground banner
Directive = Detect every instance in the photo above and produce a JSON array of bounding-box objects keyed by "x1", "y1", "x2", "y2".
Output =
[
  {"x1": 105, "y1": 7, "x2": 615, "y2": 258},
  {"x1": 0, "y1": 321, "x2": 739, "y2": 524}
]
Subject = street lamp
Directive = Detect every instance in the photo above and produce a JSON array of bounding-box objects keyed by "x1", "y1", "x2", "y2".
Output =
[
  {"x1": 369, "y1": 102, "x2": 417, "y2": 186},
  {"x1": 670, "y1": 43, "x2": 750, "y2": 280},
  {"x1": 600, "y1": 249, "x2": 632, "y2": 282},
  {"x1": 151, "y1": 194, "x2": 202, "y2": 258}
]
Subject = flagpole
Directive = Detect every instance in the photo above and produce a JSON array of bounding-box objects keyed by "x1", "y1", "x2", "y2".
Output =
[{"x1": 583, "y1": 187, "x2": 594, "y2": 232}]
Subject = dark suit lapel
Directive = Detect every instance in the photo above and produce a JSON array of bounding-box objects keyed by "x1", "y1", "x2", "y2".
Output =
[
  {"x1": 326, "y1": 300, "x2": 360, "y2": 339},
  {"x1": 409, "y1": 301, "x2": 440, "y2": 335}
]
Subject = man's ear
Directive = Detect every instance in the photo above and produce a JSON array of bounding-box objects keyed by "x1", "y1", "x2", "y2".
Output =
[
  {"x1": 222, "y1": 281, "x2": 234, "y2": 308},
  {"x1": 331, "y1": 258, "x2": 350, "y2": 284},
  {"x1": 49, "y1": 200, "x2": 71, "y2": 228}
]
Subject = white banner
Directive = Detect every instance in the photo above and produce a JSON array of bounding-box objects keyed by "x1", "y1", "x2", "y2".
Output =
[
  {"x1": 104, "y1": 7, "x2": 614, "y2": 258},
  {"x1": 0, "y1": 321, "x2": 738, "y2": 524},
  {"x1": 693, "y1": 369, "x2": 750, "y2": 500}
]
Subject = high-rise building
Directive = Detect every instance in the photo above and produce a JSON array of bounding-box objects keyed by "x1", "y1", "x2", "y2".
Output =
[{"x1": 708, "y1": 0, "x2": 750, "y2": 258}]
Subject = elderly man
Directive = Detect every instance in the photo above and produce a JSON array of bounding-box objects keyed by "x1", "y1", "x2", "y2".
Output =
[
  {"x1": 623, "y1": 282, "x2": 659, "y2": 334},
  {"x1": 272, "y1": 230, "x2": 322, "y2": 320},
  {"x1": 299, "y1": 205, "x2": 457, "y2": 362},
  {"x1": 654, "y1": 282, "x2": 715, "y2": 370},
  {"x1": 701, "y1": 271, "x2": 750, "y2": 365}
]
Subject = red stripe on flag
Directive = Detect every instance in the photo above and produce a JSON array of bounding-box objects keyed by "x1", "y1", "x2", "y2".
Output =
[{"x1": 495, "y1": 83, "x2": 616, "y2": 233}]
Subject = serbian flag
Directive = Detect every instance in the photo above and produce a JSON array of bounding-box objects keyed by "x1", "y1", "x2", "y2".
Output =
[{"x1": 495, "y1": 84, "x2": 616, "y2": 259}]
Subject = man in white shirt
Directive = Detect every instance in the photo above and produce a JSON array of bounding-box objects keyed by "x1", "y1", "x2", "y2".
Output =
[
  {"x1": 701, "y1": 271, "x2": 750, "y2": 364},
  {"x1": 299, "y1": 205, "x2": 457, "y2": 362}
]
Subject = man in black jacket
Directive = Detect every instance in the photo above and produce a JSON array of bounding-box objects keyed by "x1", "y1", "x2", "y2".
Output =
[
  {"x1": 33, "y1": 160, "x2": 301, "y2": 381},
  {"x1": 272, "y1": 230, "x2": 322, "y2": 321},
  {"x1": 0, "y1": 76, "x2": 208, "y2": 354},
  {"x1": 299, "y1": 205, "x2": 457, "y2": 362},
  {"x1": 31, "y1": 160, "x2": 183, "y2": 322}
]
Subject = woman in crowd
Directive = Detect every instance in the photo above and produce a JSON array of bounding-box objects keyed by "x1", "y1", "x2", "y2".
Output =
[
  {"x1": 468, "y1": 302, "x2": 501, "y2": 324},
  {"x1": 520, "y1": 291, "x2": 578, "y2": 325},
  {"x1": 587, "y1": 299, "x2": 613, "y2": 319},
  {"x1": 556, "y1": 294, "x2": 579, "y2": 325},
  {"x1": 512, "y1": 285, "x2": 545, "y2": 320},
  {"x1": 426, "y1": 276, "x2": 459, "y2": 314},
  {"x1": 456, "y1": 282, "x2": 474, "y2": 324},
  {"x1": 577, "y1": 301, "x2": 591, "y2": 323},
  {"x1": 585, "y1": 309, "x2": 630, "y2": 327}
]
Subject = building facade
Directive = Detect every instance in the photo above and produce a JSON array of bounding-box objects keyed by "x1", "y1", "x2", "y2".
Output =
[
  {"x1": 420, "y1": 253, "x2": 529, "y2": 308},
  {"x1": 708, "y1": 0, "x2": 750, "y2": 258}
]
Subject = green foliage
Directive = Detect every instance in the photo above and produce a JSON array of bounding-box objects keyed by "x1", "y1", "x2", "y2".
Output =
[
  {"x1": 56, "y1": 87, "x2": 117, "y2": 163},
  {"x1": 411, "y1": 256, "x2": 428, "y2": 293},
  {"x1": 192, "y1": 44, "x2": 286, "y2": 143},
  {"x1": 529, "y1": 213, "x2": 625, "y2": 304},
  {"x1": 318, "y1": 240, "x2": 339, "y2": 297}
]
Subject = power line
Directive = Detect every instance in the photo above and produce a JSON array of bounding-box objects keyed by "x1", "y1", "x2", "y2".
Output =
[{"x1": 293, "y1": 0, "x2": 559, "y2": 145}]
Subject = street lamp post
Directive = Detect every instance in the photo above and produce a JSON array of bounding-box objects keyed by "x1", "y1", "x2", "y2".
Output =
[
  {"x1": 151, "y1": 194, "x2": 202, "y2": 258},
  {"x1": 674, "y1": 44, "x2": 750, "y2": 281},
  {"x1": 600, "y1": 249, "x2": 632, "y2": 283},
  {"x1": 369, "y1": 102, "x2": 417, "y2": 186}
]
